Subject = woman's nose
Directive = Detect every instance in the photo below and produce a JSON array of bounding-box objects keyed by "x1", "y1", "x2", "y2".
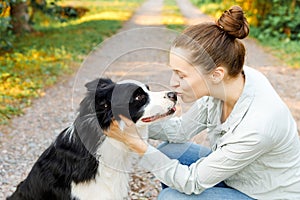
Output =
[{"x1": 170, "y1": 73, "x2": 179, "y2": 88}]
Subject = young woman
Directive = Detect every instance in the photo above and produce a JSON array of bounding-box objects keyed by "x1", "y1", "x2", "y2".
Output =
[{"x1": 105, "y1": 5, "x2": 300, "y2": 200}]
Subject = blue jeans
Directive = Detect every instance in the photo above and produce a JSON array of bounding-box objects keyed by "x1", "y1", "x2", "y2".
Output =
[{"x1": 157, "y1": 142, "x2": 255, "y2": 200}]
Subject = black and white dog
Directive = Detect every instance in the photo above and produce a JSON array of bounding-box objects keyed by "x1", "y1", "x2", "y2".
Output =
[{"x1": 7, "y1": 78, "x2": 177, "y2": 200}]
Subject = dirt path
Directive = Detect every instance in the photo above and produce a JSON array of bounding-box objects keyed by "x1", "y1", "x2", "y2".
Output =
[
  {"x1": 0, "y1": 0, "x2": 172, "y2": 198},
  {"x1": 1, "y1": 0, "x2": 299, "y2": 199}
]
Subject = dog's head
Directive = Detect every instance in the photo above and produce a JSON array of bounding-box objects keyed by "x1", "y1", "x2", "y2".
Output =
[{"x1": 82, "y1": 78, "x2": 177, "y2": 130}]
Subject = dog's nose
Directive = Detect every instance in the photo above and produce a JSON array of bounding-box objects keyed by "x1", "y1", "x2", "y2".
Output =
[{"x1": 166, "y1": 92, "x2": 177, "y2": 102}]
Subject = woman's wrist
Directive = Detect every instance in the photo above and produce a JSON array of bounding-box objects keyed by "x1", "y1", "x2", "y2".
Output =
[{"x1": 125, "y1": 137, "x2": 148, "y2": 156}]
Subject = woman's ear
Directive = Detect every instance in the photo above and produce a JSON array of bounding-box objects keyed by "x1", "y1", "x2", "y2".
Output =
[{"x1": 211, "y1": 66, "x2": 225, "y2": 84}]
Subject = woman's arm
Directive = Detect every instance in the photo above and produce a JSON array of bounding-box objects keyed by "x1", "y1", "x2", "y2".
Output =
[
  {"x1": 139, "y1": 130, "x2": 272, "y2": 195},
  {"x1": 105, "y1": 115, "x2": 271, "y2": 195}
]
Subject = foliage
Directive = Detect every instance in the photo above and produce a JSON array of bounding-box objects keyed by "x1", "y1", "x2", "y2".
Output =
[
  {"x1": 191, "y1": 0, "x2": 300, "y2": 69},
  {"x1": 252, "y1": 0, "x2": 300, "y2": 41},
  {"x1": 0, "y1": 0, "x2": 143, "y2": 124},
  {"x1": 251, "y1": 31, "x2": 300, "y2": 68},
  {"x1": 162, "y1": 0, "x2": 185, "y2": 32},
  {"x1": 0, "y1": 48, "x2": 70, "y2": 122},
  {"x1": 191, "y1": 0, "x2": 300, "y2": 41},
  {"x1": 0, "y1": 0, "x2": 13, "y2": 50}
]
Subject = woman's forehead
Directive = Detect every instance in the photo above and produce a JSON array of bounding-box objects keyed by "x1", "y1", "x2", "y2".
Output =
[
  {"x1": 169, "y1": 52, "x2": 207, "y2": 76},
  {"x1": 169, "y1": 49, "x2": 194, "y2": 70}
]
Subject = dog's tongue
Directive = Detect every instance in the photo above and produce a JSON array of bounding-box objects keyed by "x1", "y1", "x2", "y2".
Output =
[
  {"x1": 141, "y1": 116, "x2": 158, "y2": 123},
  {"x1": 141, "y1": 107, "x2": 176, "y2": 123}
]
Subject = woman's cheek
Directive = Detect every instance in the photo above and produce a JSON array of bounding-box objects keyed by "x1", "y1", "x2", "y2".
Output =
[
  {"x1": 186, "y1": 79, "x2": 202, "y2": 100},
  {"x1": 181, "y1": 81, "x2": 194, "y2": 98}
]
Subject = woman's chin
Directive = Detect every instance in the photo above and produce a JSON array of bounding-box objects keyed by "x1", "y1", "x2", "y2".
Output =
[{"x1": 179, "y1": 95, "x2": 197, "y2": 103}]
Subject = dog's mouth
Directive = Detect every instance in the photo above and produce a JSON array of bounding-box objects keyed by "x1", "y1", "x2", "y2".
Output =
[{"x1": 141, "y1": 106, "x2": 176, "y2": 123}]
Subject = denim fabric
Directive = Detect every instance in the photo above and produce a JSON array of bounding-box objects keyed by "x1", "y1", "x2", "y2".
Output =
[
  {"x1": 158, "y1": 187, "x2": 255, "y2": 200},
  {"x1": 157, "y1": 142, "x2": 255, "y2": 200}
]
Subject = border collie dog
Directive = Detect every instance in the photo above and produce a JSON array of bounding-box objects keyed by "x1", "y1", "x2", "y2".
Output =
[{"x1": 7, "y1": 78, "x2": 177, "y2": 200}]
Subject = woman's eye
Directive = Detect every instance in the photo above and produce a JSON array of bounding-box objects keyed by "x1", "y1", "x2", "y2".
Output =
[
  {"x1": 176, "y1": 72, "x2": 184, "y2": 79},
  {"x1": 177, "y1": 74, "x2": 184, "y2": 79}
]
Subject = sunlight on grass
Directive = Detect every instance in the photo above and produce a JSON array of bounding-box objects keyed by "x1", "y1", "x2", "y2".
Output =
[
  {"x1": 196, "y1": 3, "x2": 224, "y2": 19},
  {"x1": 197, "y1": 2, "x2": 257, "y2": 26},
  {"x1": 162, "y1": 0, "x2": 185, "y2": 31},
  {"x1": 0, "y1": 47, "x2": 71, "y2": 122},
  {"x1": 0, "y1": 0, "x2": 143, "y2": 124},
  {"x1": 80, "y1": 11, "x2": 132, "y2": 21},
  {"x1": 47, "y1": 1, "x2": 142, "y2": 29}
]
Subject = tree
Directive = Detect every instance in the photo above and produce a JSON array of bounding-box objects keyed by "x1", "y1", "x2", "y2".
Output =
[{"x1": 10, "y1": 0, "x2": 33, "y2": 34}]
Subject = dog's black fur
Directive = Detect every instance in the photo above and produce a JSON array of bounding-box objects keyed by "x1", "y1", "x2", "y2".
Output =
[{"x1": 7, "y1": 78, "x2": 151, "y2": 200}]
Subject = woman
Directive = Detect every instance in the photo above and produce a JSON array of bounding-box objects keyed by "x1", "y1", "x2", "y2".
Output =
[{"x1": 105, "y1": 5, "x2": 300, "y2": 199}]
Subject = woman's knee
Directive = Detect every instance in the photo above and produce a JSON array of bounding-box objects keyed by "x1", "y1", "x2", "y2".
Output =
[
  {"x1": 157, "y1": 142, "x2": 211, "y2": 165},
  {"x1": 158, "y1": 188, "x2": 181, "y2": 200},
  {"x1": 158, "y1": 187, "x2": 255, "y2": 200}
]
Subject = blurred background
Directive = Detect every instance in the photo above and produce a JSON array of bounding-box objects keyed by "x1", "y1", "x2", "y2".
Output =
[
  {"x1": 0, "y1": 0, "x2": 299, "y2": 199},
  {"x1": 0, "y1": 0, "x2": 299, "y2": 126}
]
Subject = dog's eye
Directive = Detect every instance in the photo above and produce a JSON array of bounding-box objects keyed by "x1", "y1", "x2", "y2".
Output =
[
  {"x1": 135, "y1": 95, "x2": 145, "y2": 101},
  {"x1": 99, "y1": 101, "x2": 109, "y2": 109}
]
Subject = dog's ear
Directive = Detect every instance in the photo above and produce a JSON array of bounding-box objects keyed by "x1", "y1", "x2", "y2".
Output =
[
  {"x1": 85, "y1": 78, "x2": 114, "y2": 92},
  {"x1": 145, "y1": 84, "x2": 150, "y2": 91}
]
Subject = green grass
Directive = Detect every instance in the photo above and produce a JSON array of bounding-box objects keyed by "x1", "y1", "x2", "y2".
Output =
[
  {"x1": 191, "y1": 1, "x2": 225, "y2": 18},
  {"x1": 251, "y1": 33, "x2": 300, "y2": 68},
  {"x1": 163, "y1": 0, "x2": 185, "y2": 32},
  {"x1": 250, "y1": 25, "x2": 300, "y2": 69},
  {"x1": 0, "y1": 0, "x2": 143, "y2": 124}
]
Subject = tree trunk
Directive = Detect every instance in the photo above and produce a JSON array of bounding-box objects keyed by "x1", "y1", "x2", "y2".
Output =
[
  {"x1": 291, "y1": 0, "x2": 296, "y2": 14},
  {"x1": 10, "y1": 2, "x2": 34, "y2": 34}
]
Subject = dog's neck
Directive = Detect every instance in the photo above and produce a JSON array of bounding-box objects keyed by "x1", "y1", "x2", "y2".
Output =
[
  {"x1": 118, "y1": 120, "x2": 149, "y2": 141},
  {"x1": 97, "y1": 123, "x2": 149, "y2": 170}
]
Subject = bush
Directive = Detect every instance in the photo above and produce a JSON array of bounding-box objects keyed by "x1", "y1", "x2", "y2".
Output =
[
  {"x1": 253, "y1": 0, "x2": 300, "y2": 41},
  {"x1": 191, "y1": 0, "x2": 300, "y2": 41},
  {"x1": 0, "y1": 0, "x2": 14, "y2": 50}
]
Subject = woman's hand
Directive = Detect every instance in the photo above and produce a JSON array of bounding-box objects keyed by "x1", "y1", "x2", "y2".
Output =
[{"x1": 104, "y1": 115, "x2": 148, "y2": 156}]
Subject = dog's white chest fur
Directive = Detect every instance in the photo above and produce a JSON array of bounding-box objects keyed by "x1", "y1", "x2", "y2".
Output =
[
  {"x1": 8, "y1": 78, "x2": 177, "y2": 200},
  {"x1": 71, "y1": 136, "x2": 140, "y2": 200}
]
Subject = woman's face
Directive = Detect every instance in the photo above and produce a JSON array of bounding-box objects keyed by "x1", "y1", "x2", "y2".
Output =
[{"x1": 169, "y1": 48, "x2": 210, "y2": 103}]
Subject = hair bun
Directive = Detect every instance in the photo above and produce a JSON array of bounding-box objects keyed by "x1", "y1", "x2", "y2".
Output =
[{"x1": 217, "y1": 5, "x2": 249, "y2": 39}]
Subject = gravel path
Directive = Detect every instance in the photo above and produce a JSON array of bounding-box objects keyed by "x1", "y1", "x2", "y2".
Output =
[{"x1": 1, "y1": 0, "x2": 299, "y2": 199}]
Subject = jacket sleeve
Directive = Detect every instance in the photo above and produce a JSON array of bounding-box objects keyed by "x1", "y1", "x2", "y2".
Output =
[{"x1": 148, "y1": 98, "x2": 209, "y2": 143}]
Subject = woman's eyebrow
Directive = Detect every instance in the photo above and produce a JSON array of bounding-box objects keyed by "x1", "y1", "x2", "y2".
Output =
[{"x1": 173, "y1": 69, "x2": 181, "y2": 75}]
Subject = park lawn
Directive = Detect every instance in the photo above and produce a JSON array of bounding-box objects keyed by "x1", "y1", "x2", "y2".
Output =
[{"x1": 0, "y1": 0, "x2": 143, "y2": 125}]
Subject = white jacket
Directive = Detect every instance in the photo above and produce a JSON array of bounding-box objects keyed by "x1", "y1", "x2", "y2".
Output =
[{"x1": 139, "y1": 66, "x2": 300, "y2": 200}]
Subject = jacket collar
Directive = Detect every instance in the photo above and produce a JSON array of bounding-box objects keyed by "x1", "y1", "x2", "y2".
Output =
[{"x1": 221, "y1": 66, "x2": 256, "y2": 133}]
